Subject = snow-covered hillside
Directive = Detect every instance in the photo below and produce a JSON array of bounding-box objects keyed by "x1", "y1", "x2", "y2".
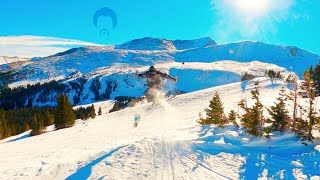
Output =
[
  {"x1": 5, "y1": 61, "x2": 287, "y2": 106},
  {"x1": 0, "y1": 56, "x2": 29, "y2": 66},
  {"x1": 0, "y1": 79, "x2": 319, "y2": 179},
  {"x1": 1, "y1": 37, "x2": 319, "y2": 107},
  {"x1": 115, "y1": 37, "x2": 217, "y2": 50},
  {"x1": 3, "y1": 37, "x2": 319, "y2": 86},
  {"x1": 0, "y1": 56, "x2": 29, "y2": 71}
]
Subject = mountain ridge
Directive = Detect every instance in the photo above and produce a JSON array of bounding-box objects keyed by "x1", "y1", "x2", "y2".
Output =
[{"x1": 0, "y1": 37, "x2": 319, "y2": 107}]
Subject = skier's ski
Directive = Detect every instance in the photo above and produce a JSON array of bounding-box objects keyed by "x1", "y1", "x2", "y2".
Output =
[
  {"x1": 167, "y1": 93, "x2": 178, "y2": 101},
  {"x1": 145, "y1": 102, "x2": 162, "y2": 117}
]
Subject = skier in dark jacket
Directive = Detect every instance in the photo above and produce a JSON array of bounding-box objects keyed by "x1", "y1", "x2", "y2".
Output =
[{"x1": 135, "y1": 66, "x2": 177, "y2": 102}]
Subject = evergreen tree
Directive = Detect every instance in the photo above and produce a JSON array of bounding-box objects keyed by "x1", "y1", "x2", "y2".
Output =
[
  {"x1": 237, "y1": 98, "x2": 247, "y2": 116},
  {"x1": 265, "y1": 69, "x2": 283, "y2": 85},
  {"x1": 44, "y1": 110, "x2": 54, "y2": 126},
  {"x1": 265, "y1": 69, "x2": 283, "y2": 80},
  {"x1": 198, "y1": 92, "x2": 226, "y2": 127},
  {"x1": 0, "y1": 109, "x2": 5, "y2": 139},
  {"x1": 299, "y1": 69, "x2": 317, "y2": 140},
  {"x1": 75, "y1": 107, "x2": 87, "y2": 120},
  {"x1": 54, "y1": 95, "x2": 75, "y2": 129},
  {"x1": 228, "y1": 110, "x2": 239, "y2": 127},
  {"x1": 240, "y1": 82, "x2": 264, "y2": 136},
  {"x1": 241, "y1": 72, "x2": 254, "y2": 81},
  {"x1": 310, "y1": 63, "x2": 320, "y2": 96},
  {"x1": 30, "y1": 113, "x2": 45, "y2": 136},
  {"x1": 89, "y1": 104, "x2": 96, "y2": 119},
  {"x1": 54, "y1": 95, "x2": 65, "y2": 129},
  {"x1": 295, "y1": 116, "x2": 309, "y2": 139},
  {"x1": 109, "y1": 102, "x2": 121, "y2": 113},
  {"x1": 64, "y1": 95, "x2": 76, "y2": 126},
  {"x1": 268, "y1": 87, "x2": 290, "y2": 132},
  {"x1": 0, "y1": 106, "x2": 56, "y2": 139},
  {"x1": 74, "y1": 105, "x2": 97, "y2": 120},
  {"x1": 197, "y1": 112, "x2": 211, "y2": 125},
  {"x1": 286, "y1": 73, "x2": 297, "y2": 83},
  {"x1": 98, "y1": 106, "x2": 102, "y2": 116},
  {"x1": 286, "y1": 74, "x2": 298, "y2": 131}
]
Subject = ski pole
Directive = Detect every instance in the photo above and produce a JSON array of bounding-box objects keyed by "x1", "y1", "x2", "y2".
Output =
[{"x1": 176, "y1": 62, "x2": 185, "y2": 77}]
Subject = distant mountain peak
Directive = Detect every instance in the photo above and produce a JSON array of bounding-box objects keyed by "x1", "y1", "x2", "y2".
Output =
[
  {"x1": 173, "y1": 37, "x2": 217, "y2": 50},
  {"x1": 115, "y1": 37, "x2": 217, "y2": 51},
  {"x1": 115, "y1": 37, "x2": 176, "y2": 51}
]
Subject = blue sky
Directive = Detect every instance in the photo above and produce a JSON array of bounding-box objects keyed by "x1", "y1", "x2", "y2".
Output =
[{"x1": 0, "y1": 0, "x2": 320, "y2": 55}]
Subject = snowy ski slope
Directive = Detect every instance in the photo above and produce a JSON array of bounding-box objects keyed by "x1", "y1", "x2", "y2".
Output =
[{"x1": 0, "y1": 78, "x2": 319, "y2": 180}]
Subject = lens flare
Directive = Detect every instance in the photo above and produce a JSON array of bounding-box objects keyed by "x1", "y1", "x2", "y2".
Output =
[{"x1": 236, "y1": 0, "x2": 270, "y2": 17}]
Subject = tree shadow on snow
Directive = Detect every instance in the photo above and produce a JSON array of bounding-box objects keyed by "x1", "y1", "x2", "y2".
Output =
[
  {"x1": 187, "y1": 126, "x2": 320, "y2": 179},
  {"x1": 8, "y1": 133, "x2": 31, "y2": 143},
  {"x1": 66, "y1": 145, "x2": 127, "y2": 180}
]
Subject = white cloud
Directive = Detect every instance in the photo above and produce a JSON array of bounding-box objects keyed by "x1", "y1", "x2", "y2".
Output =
[
  {"x1": 210, "y1": 0, "x2": 296, "y2": 43},
  {"x1": 0, "y1": 35, "x2": 101, "y2": 58}
]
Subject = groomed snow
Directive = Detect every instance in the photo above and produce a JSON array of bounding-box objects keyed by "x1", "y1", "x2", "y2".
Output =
[{"x1": 0, "y1": 78, "x2": 319, "y2": 180}]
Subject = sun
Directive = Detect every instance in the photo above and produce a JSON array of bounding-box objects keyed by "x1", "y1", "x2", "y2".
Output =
[{"x1": 236, "y1": 0, "x2": 270, "y2": 17}]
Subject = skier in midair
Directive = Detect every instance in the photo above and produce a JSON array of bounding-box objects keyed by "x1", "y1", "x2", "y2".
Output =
[{"x1": 135, "y1": 66, "x2": 177, "y2": 103}]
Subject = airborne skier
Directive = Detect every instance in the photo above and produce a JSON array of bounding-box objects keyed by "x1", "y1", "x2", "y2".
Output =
[{"x1": 135, "y1": 66, "x2": 178, "y2": 103}]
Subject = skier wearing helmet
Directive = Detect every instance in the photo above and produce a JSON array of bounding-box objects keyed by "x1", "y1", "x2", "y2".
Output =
[{"x1": 135, "y1": 66, "x2": 177, "y2": 102}]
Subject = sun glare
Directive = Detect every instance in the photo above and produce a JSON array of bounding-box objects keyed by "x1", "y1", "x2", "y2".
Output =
[{"x1": 236, "y1": 0, "x2": 270, "y2": 17}]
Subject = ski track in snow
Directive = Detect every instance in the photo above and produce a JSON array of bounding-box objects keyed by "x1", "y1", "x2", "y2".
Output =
[{"x1": 0, "y1": 79, "x2": 320, "y2": 179}]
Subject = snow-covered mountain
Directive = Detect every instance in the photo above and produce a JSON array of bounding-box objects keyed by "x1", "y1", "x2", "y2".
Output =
[
  {"x1": 114, "y1": 37, "x2": 217, "y2": 50},
  {"x1": 0, "y1": 56, "x2": 30, "y2": 70},
  {"x1": 0, "y1": 37, "x2": 319, "y2": 107},
  {"x1": 0, "y1": 78, "x2": 319, "y2": 179},
  {"x1": 1, "y1": 37, "x2": 320, "y2": 179},
  {"x1": 0, "y1": 56, "x2": 29, "y2": 65}
]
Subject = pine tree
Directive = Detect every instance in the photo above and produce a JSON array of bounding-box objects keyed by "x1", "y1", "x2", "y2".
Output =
[
  {"x1": 299, "y1": 69, "x2": 317, "y2": 140},
  {"x1": 109, "y1": 102, "x2": 121, "y2": 113},
  {"x1": 240, "y1": 81, "x2": 264, "y2": 136},
  {"x1": 295, "y1": 115, "x2": 309, "y2": 139},
  {"x1": 89, "y1": 104, "x2": 96, "y2": 119},
  {"x1": 241, "y1": 72, "x2": 254, "y2": 81},
  {"x1": 286, "y1": 73, "x2": 297, "y2": 83},
  {"x1": 30, "y1": 113, "x2": 44, "y2": 136},
  {"x1": 54, "y1": 95, "x2": 64, "y2": 129},
  {"x1": 198, "y1": 92, "x2": 226, "y2": 127},
  {"x1": 98, "y1": 106, "x2": 102, "y2": 116},
  {"x1": 237, "y1": 98, "x2": 247, "y2": 116},
  {"x1": 197, "y1": 112, "x2": 211, "y2": 125},
  {"x1": 286, "y1": 74, "x2": 298, "y2": 131},
  {"x1": 65, "y1": 95, "x2": 76, "y2": 127},
  {"x1": 55, "y1": 95, "x2": 75, "y2": 129},
  {"x1": 228, "y1": 110, "x2": 239, "y2": 127},
  {"x1": 310, "y1": 63, "x2": 320, "y2": 96},
  {"x1": 0, "y1": 109, "x2": 5, "y2": 139},
  {"x1": 268, "y1": 87, "x2": 290, "y2": 132},
  {"x1": 44, "y1": 110, "x2": 54, "y2": 126}
]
